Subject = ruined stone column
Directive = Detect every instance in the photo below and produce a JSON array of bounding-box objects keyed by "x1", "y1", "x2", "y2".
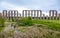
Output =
[
  {"x1": 13, "y1": 10, "x2": 18, "y2": 21},
  {"x1": 20, "y1": 14, "x2": 21, "y2": 18},
  {"x1": 31, "y1": 10, "x2": 33, "y2": 19},
  {"x1": 8, "y1": 11, "x2": 10, "y2": 20},
  {"x1": 37, "y1": 10, "x2": 39, "y2": 19},
  {"x1": 49, "y1": 10, "x2": 55, "y2": 20},
  {"x1": 11, "y1": 11, "x2": 13, "y2": 19},
  {"x1": 14, "y1": 11, "x2": 15, "y2": 18},
  {"x1": 46, "y1": 15, "x2": 48, "y2": 20},
  {"x1": 5, "y1": 10, "x2": 7, "y2": 19},
  {"x1": 28, "y1": 10, "x2": 30, "y2": 17},
  {"x1": 49, "y1": 10, "x2": 51, "y2": 20},
  {"x1": 22, "y1": 10, "x2": 24, "y2": 17},
  {"x1": 43, "y1": 14, "x2": 45, "y2": 20},
  {"x1": 52, "y1": 10, "x2": 54, "y2": 20},
  {"x1": 0, "y1": 13, "x2": 2, "y2": 18},
  {"x1": 40, "y1": 10, "x2": 42, "y2": 19},
  {"x1": 3, "y1": 10, "x2": 7, "y2": 19},
  {"x1": 34, "y1": 10, "x2": 36, "y2": 19},
  {"x1": 9, "y1": 10, "x2": 13, "y2": 20},
  {"x1": 59, "y1": 14, "x2": 60, "y2": 20},
  {"x1": 55, "y1": 10, "x2": 58, "y2": 20},
  {"x1": 25, "y1": 10, "x2": 27, "y2": 17},
  {"x1": 16, "y1": 11, "x2": 18, "y2": 19}
]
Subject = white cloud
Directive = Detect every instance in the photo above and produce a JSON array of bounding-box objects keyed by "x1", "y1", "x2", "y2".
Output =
[
  {"x1": 0, "y1": 1, "x2": 49, "y2": 16},
  {"x1": 0, "y1": 2, "x2": 29, "y2": 14}
]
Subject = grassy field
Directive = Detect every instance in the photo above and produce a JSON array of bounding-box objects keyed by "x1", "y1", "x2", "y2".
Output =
[
  {"x1": 33, "y1": 20, "x2": 60, "y2": 31},
  {"x1": 0, "y1": 17, "x2": 60, "y2": 38},
  {"x1": 17, "y1": 20, "x2": 60, "y2": 38}
]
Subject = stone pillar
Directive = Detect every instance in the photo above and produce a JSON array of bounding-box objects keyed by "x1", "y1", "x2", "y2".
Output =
[
  {"x1": 28, "y1": 10, "x2": 30, "y2": 17},
  {"x1": 22, "y1": 10, "x2": 24, "y2": 17},
  {"x1": 49, "y1": 10, "x2": 55, "y2": 20},
  {"x1": 49, "y1": 10, "x2": 51, "y2": 20},
  {"x1": 25, "y1": 10, "x2": 27, "y2": 17},
  {"x1": 0, "y1": 13, "x2": 2, "y2": 18},
  {"x1": 13, "y1": 10, "x2": 18, "y2": 21},
  {"x1": 50, "y1": 10, "x2": 58, "y2": 20},
  {"x1": 37, "y1": 10, "x2": 39, "y2": 19},
  {"x1": 3, "y1": 11, "x2": 4, "y2": 17},
  {"x1": 31, "y1": 10, "x2": 33, "y2": 19},
  {"x1": 16, "y1": 11, "x2": 18, "y2": 19},
  {"x1": 9, "y1": 10, "x2": 14, "y2": 20},
  {"x1": 14, "y1": 11, "x2": 16, "y2": 19},
  {"x1": 55, "y1": 10, "x2": 58, "y2": 20},
  {"x1": 40, "y1": 10, "x2": 42, "y2": 19},
  {"x1": 46, "y1": 15, "x2": 48, "y2": 20},
  {"x1": 20, "y1": 14, "x2": 21, "y2": 18},
  {"x1": 34, "y1": 10, "x2": 36, "y2": 19},
  {"x1": 11, "y1": 11, "x2": 13, "y2": 19},
  {"x1": 4, "y1": 10, "x2": 7, "y2": 19},
  {"x1": 8, "y1": 11, "x2": 10, "y2": 20},
  {"x1": 3, "y1": 10, "x2": 7, "y2": 19},
  {"x1": 52, "y1": 10, "x2": 54, "y2": 20},
  {"x1": 43, "y1": 14, "x2": 45, "y2": 20},
  {"x1": 14, "y1": 10, "x2": 18, "y2": 19},
  {"x1": 59, "y1": 14, "x2": 60, "y2": 20}
]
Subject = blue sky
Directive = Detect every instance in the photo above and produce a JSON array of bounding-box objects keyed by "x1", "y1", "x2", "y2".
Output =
[{"x1": 0, "y1": 0, "x2": 60, "y2": 13}]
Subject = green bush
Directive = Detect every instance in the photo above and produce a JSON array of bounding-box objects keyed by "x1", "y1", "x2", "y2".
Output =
[
  {"x1": 0, "y1": 18, "x2": 5, "y2": 32},
  {"x1": 17, "y1": 17, "x2": 33, "y2": 26},
  {"x1": 0, "y1": 18, "x2": 5, "y2": 27}
]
